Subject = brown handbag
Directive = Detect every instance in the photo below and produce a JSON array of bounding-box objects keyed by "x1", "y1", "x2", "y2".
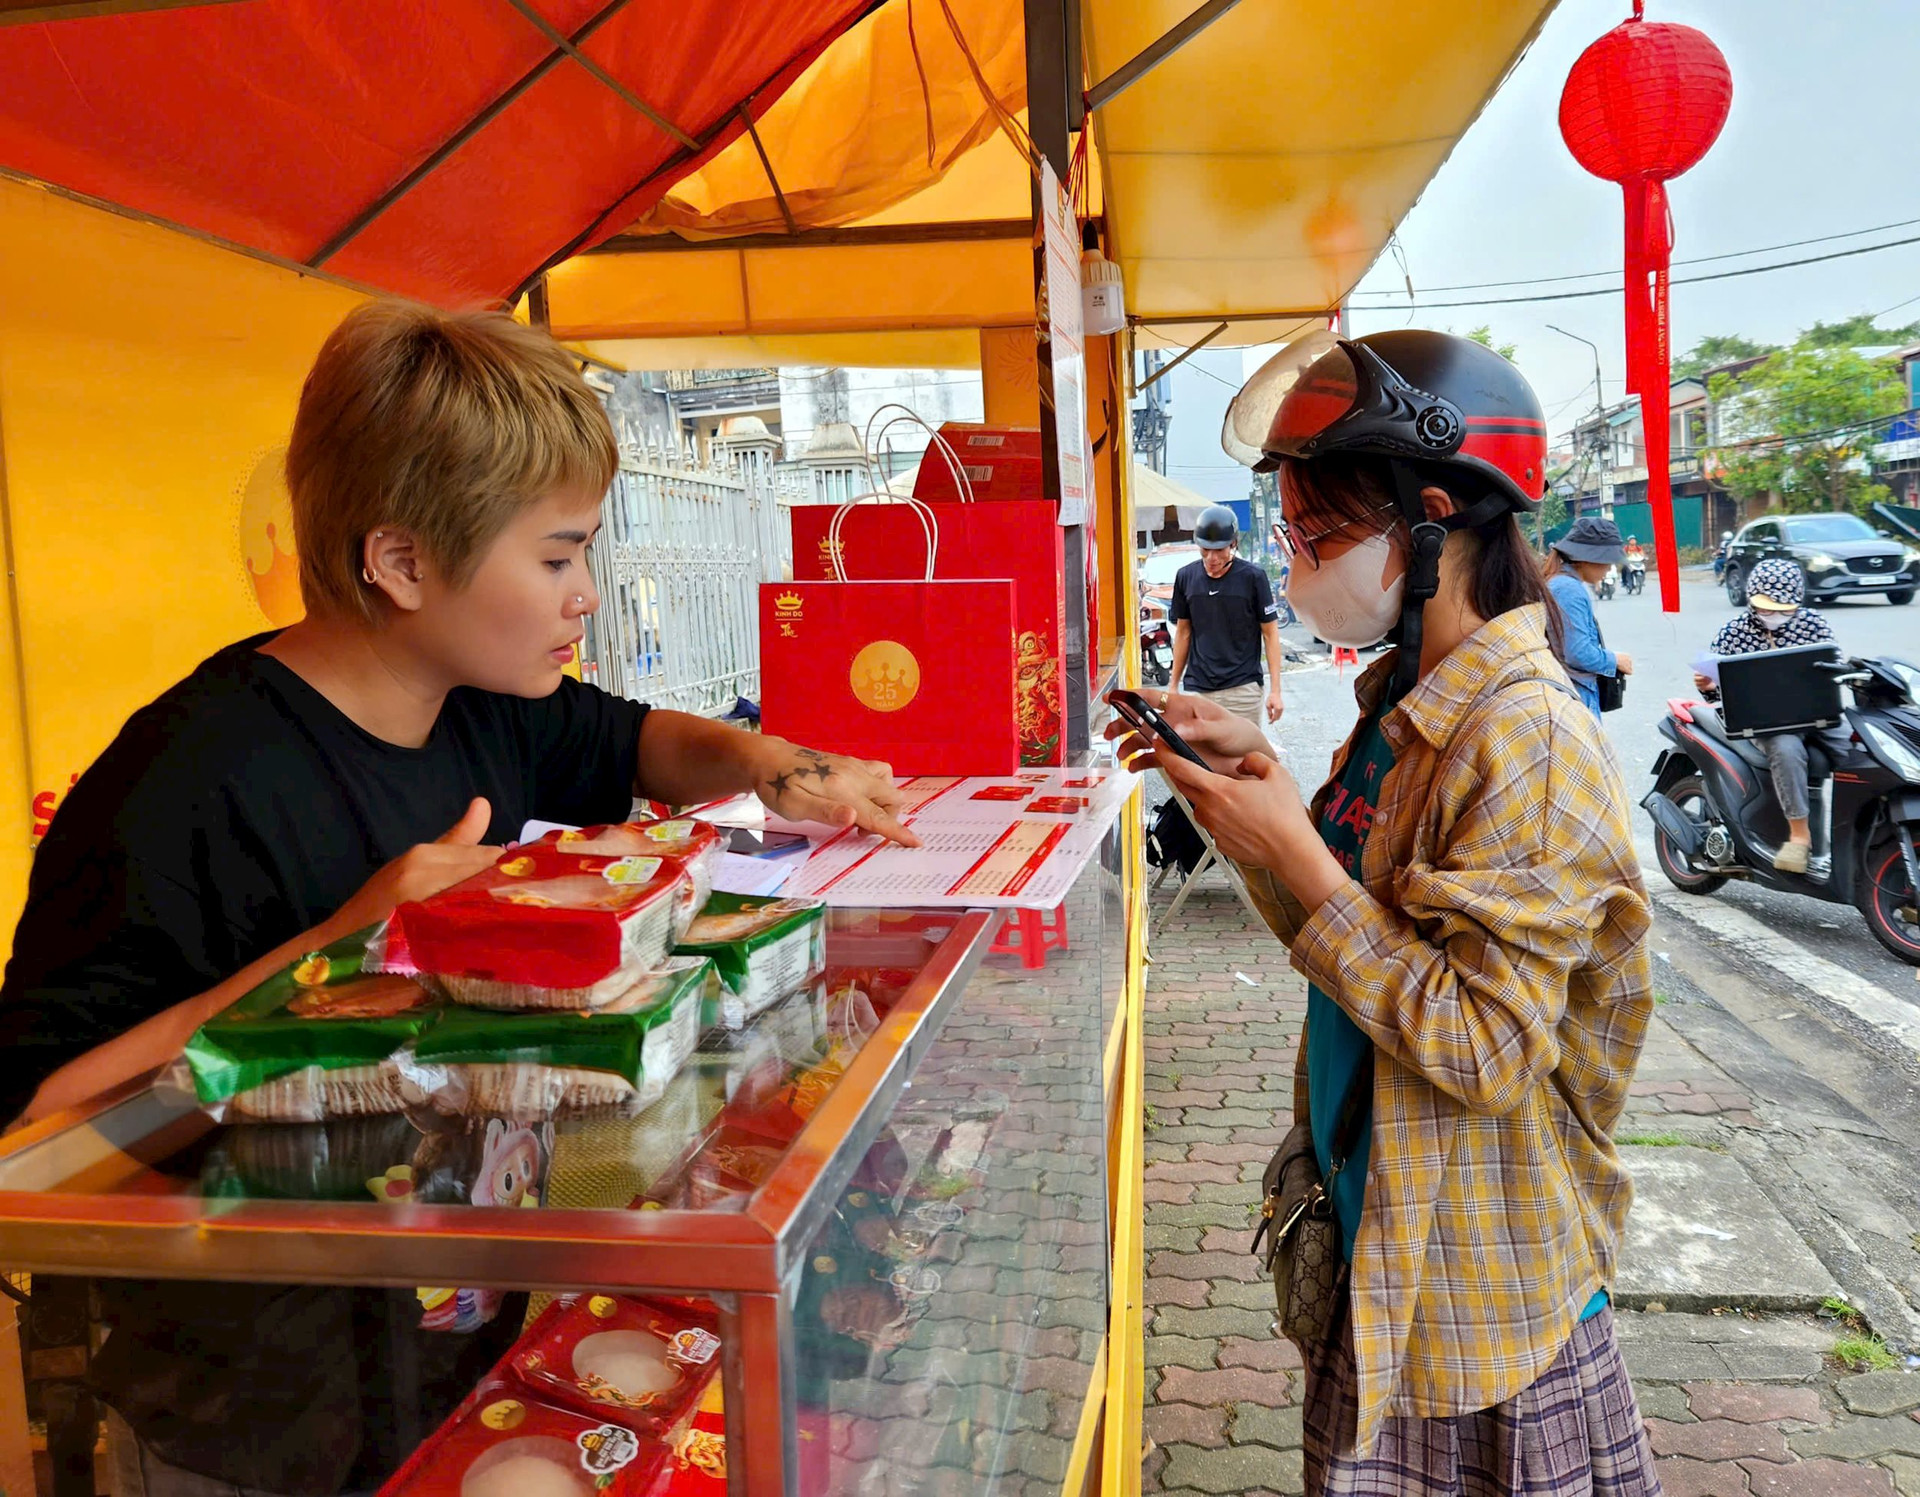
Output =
[{"x1": 1251, "y1": 1051, "x2": 1372, "y2": 1350}]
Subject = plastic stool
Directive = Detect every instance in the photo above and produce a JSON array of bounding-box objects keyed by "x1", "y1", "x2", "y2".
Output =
[
  {"x1": 1333, "y1": 646, "x2": 1360, "y2": 675},
  {"x1": 990, "y1": 905, "x2": 1071, "y2": 969}
]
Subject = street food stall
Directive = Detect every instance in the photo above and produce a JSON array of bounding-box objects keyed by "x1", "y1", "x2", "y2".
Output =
[{"x1": 0, "y1": 1, "x2": 1557, "y2": 1492}]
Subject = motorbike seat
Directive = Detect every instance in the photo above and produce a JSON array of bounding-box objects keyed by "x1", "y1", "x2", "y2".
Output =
[
  {"x1": 1686, "y1": 705, "x2": 1770, "y2": 772},
  {"x1": 1691, "y1": 705, "x2": 1837, "y2": 782}
]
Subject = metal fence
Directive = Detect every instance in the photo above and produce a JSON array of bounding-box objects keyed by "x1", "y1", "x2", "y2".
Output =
[{"x1": 581, "y1": 458, "x2": 798, "y2": 716}]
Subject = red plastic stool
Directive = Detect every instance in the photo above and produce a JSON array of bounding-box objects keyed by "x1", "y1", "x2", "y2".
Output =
[
  {"x1": 1333, "y1": 646, "x2": 1360, "y2": 675},
  {"x1": 990, "y1": 905, "x2": 1071, "y2": 969}
]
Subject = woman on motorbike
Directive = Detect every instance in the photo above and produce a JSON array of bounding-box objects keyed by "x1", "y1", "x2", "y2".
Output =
[
  {"x1": 1122, "y1": 330, "x2": 1657, "y2": 1495},
  {"x1": 1543, "y1": 517, "x2": 1635, "y2": 718},
  {"x1": 1693, "y1": 556, "x2": 1846, "y2": 874}
]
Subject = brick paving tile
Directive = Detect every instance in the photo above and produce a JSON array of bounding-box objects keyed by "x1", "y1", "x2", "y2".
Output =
[
  {"x1": 1159, "y1": 1442, "x2": 1296, "y2": 1495},
  {"x1": 1146, "y1": 1275, "x2": 1214, "y2": 1309},
  {"x1": 1217, "y1": 1336, "x2": 1303, "y2": 1372},
  {"x1": 1199, "y1": 1224, "x2": 1259, "y2": 1254},
  {"x1": 1146, "y1": 1249, "x2": 1266, "y2": 1283},
  {"x1": 1657, "y1": 1457, "x2": 1755, "y2": 1497},
  {"x1": 1687, "y1": 1386, "x2": 1832, "y2": 1426},
  {"x1": 1146, "y1": 1161, "x2": 1244, "y2": 1185},
  {"x1": 1145, "y1": 1400, "x2": 1230, "y2": 1450},
  {"x1": 1146, "y1": 1335, "x2": 1221, "y2": 1371},
  {"x1": 1791, "y1": 1417, "x2": 1920, "y2": 1462},
  {"x1": 1144, "y1": 1178, "x2": 1198, "y2": 1205},
  {"x1": 1649, "y1": 1419, "x2": 1795, "y2": 1464},
  {"x1": 1231, "y1": 1402, "x2": 1305, "y2": 1451},
  {"x1": 1156, "y1": 1365, "x2": 1296, "y2": 1408},
  {"x1": 1744, "y1": 1458, "x2": 1898, "y2": 1497},
  {"x1": 1639, "y1": 1385, "x2": 1698, "y2": 1423},
  {"x1": 1879, "y1": 1455, "x2": 1920, "y2": 1497},
  {"x1": 1839, "y1": 1374, "x2": 1920, "y2": 1419}
]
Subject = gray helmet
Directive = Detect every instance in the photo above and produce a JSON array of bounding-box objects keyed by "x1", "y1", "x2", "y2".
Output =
[{"x1": 1193, "y1": 504, "x2": 1239, "y2": 551}]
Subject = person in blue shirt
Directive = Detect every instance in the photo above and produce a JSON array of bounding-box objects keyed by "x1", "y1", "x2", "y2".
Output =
[{"x1": 1543, "y1": 517, "x2": 1634, "y2": 717}]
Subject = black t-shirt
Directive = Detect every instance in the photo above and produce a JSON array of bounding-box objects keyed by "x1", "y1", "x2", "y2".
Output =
[
  {"x1": 1167, "y1": 555, "x2": 1278, "y2": 692},
  {"x1": 0, "y1": 633, "x2": 649, "y2": 1493}
]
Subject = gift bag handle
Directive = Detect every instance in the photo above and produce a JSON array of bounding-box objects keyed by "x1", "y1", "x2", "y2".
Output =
[
  {"x1": 827, "y1": 490, "x2": 940, "y2": 583},
  {"x1": 863, "y1": 404, "x2": 977, "y2": 505}
]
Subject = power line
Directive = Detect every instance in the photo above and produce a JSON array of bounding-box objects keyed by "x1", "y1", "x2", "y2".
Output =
[
  {"x1": 1347, "y1": 212, "x2": 1920, "y2": 299},
  {"x1": 1344, "y1": 234, "x2": 1920, "y2": 313}
]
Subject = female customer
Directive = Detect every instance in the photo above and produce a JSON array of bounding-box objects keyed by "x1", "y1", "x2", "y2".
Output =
[
  {"x1": 1120, "y1": 331, "x2": 1657, "y2": 1494},
  {"x1": 1544, "y1": 515, "x2": 1635, "y2": 718},
  {"x1": 0, "y1": 302, "x2": 913, "y2": 1495}
]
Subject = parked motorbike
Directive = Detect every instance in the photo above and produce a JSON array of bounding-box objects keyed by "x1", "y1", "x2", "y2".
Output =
[
  {"x1": 1596, "y1": 566, "x2": 1617, "y2": 601},
  {"x1": 1641, "y1": 655, "x2": 1920, "y2": 964},
  {"x1": 1622, "y1": 558, "x2": 1647, "y2": 595},
  {"x1": 1140, "y1": 613, "x2": 1174, "y2": 687}
]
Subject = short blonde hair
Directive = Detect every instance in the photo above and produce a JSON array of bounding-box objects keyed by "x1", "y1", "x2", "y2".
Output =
[{"x1": 287, "y1": 302, "x2": 617, "y2": 621}]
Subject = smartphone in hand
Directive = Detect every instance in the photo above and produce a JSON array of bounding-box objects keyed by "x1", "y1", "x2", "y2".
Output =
[{"x1": 1105, "y1": 689, "x2": 1215, "y2": 772}]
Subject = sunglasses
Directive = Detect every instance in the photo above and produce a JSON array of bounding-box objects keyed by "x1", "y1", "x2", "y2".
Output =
[{"x1": 1271, "y1": 502, "x2": 1401, "y2": 568}]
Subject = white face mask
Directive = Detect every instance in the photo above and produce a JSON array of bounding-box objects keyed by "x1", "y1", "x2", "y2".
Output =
[
  {"x1": 1287, "y1": 533, "x2": 1405, "y2": 647},
  {"x1": 1754, "y1": 610, "x2": 1792, "y2": 632}
]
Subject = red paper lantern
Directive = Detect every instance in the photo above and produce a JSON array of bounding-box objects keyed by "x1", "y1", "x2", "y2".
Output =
[
  {"x1": 1560, "y1": 21, "x2": 1733, "y2": 184},
  {"x1": 1559, "y1": 3, "x2": 1731, "y2": 613}
]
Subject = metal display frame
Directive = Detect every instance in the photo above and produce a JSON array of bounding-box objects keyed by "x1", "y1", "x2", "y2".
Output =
[{"x1": 0, "y1": 910, "x2": 997, "y2": 1497}]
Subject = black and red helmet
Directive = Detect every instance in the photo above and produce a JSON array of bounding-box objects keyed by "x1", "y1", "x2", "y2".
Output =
[{"x1": 1223, "y1": 329, "x2": 1547, "y2": 511}]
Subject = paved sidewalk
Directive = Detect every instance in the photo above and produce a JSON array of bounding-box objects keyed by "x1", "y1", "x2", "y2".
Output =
[{"x1": 1139, "y1": 870, "x2": 1918, "y2": 1497}]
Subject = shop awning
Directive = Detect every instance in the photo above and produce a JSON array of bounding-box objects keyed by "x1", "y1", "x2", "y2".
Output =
[
  {"x1": 549, "y1": 0, "x2": 1559, "y2": 357},
  {"x1": 0, "y1": 0, "x2": 1557, "y2": 349},
  {"x1": 0, "y1": 0, "x2": 879, "y2": 304}
]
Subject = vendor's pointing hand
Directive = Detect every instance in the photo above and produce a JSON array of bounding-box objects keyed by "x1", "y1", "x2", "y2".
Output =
[{"x1": 755, "y1": 741, "x2": 920, "y2": 848}]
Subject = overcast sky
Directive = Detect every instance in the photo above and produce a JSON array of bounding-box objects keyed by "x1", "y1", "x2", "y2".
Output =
[{"x1": 1160, "y1": 0, "x2": 1920, "y2": 503}]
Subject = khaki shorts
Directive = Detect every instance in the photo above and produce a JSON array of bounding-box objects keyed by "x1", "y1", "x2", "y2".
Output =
[{"x1": 1188, "y1": 680, "x2": 1267, "y2": 731}]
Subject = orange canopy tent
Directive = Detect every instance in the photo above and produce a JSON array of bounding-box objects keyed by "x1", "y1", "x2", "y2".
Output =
[{"x1": 0, "y1": 0, "x2": 878, "y2": 304}]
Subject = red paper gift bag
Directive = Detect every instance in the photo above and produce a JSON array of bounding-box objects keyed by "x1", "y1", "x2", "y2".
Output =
[
  {"x1": 761, "y1": 500, "x2": 1018, "y2": 777},
  {"x1": 789, "y1": 499, "x2": 1067, "y2": 765}
]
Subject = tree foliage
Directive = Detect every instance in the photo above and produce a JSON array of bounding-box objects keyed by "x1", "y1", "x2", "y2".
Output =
[
  {"x1": 1465, "y1": 324, "x2": 1519, "y2": 362},
  {"x1": 1707, "y1": 340, "x2": 1906, "y2": 514},
  {"x1": 1799, "y1": 313, "x2": 1920, "y2": 349},
  {"x1": 1673, "y1": 333, "x2": 1776, "y2": 380}
]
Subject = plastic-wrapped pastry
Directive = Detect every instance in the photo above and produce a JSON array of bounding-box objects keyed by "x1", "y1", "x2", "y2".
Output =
[
  {"x1": 182, "y1": 928, "x2": 437, "y2": 1122},
  {"x1": 399, "y1": 959, "x2": 715, "y2": 1121},
  {"x1": 673, "y1": 894, "x2": 827, "y2": 1029},
  {"x1": 392, "y1": 827, "x2": 718, "y2": 1009}
]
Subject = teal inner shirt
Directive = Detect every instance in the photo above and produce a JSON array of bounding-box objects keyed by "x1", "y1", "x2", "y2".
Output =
[{"x1": 1302, "y1": 712, "x2": 1609, "y2": 1322}]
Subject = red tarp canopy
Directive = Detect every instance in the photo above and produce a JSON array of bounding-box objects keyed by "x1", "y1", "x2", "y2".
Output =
[{"x1": 0, "y1": 0, "x2": 876, "y2": 305}]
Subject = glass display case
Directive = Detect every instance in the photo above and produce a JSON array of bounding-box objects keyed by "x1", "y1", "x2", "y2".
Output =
[{"x1": 0, "y1": 842, "x2": 1126, "y2": 1497}]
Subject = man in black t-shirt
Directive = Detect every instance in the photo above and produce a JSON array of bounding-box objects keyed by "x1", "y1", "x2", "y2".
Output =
[
  {"x1": 0, "y1": 303, "x2": 918, "y2": 1496},
  {"x1": 1166, "y1": 505, "x2": 1284, "y2": 730}
]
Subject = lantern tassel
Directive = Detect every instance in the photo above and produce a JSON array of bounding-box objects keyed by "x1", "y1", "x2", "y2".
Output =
[{"x1": 1624, "y1": 177, "x2": 1680, "y2": 611}]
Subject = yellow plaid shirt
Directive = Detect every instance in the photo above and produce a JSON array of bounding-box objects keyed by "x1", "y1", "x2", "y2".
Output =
[{"x1": 1239, "y1": 604, "x2": 1653, "y2": 1451}]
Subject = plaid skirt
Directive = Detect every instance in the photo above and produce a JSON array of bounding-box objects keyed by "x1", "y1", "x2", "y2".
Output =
[{"x1": 1302, "y1": 1290, "x2": 1661, "y2": 1497}]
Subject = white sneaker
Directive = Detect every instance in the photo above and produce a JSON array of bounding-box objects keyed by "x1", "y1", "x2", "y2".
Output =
[{"x1": 1773, "y1": 841, "x2": 1811, "y2": 874}]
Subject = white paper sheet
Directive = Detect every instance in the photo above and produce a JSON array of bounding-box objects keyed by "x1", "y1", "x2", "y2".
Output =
[
  {"x1": 1689, "y1": 652, "x2": 1722, "y2": 687},
  {"x1": 766, "y1": 766, "x2": 1142, "y2": 909},
  {"x1": 712, "y1": 850, "x2": 799, "y2": 897}
]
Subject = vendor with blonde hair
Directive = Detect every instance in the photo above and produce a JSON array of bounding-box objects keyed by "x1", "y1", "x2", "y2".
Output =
[{"x1": 0, "y1": 301, "x2": 913, "y2": 1494}]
